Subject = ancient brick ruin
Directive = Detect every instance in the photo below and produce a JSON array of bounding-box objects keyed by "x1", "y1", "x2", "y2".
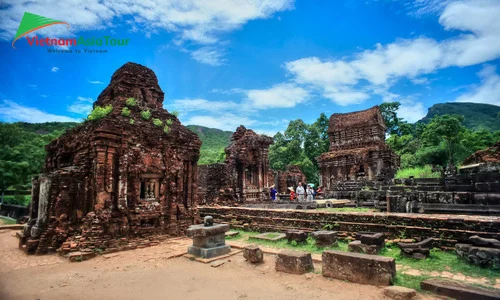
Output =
[
  {"x1": 318, "y1": 106, "x2": 399, "y2": 189},
  {"x1": 269, "y1": 165, "x2": 307, "y2": 194},
  {"x1": 197, "y1": 126, "x2": 273, "y2": 205},
  {"x1": 20, "y1": 62, "x2": 201, "y2": 255}
]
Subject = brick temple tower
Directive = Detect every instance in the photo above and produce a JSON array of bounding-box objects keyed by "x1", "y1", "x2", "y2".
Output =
[
  {"x1": 317, "y1": 106, "x2": 399, "y2": 189},
  {"x1": 21, "y1": 62, "x2": 201, "y2": 254}
]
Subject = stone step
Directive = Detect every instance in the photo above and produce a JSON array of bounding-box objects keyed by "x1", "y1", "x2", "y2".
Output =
[{"x1": 421, "y1": 279, "x2": 500, "y2": 300}]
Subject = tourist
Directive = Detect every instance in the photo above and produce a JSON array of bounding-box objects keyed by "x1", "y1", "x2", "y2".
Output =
[
  {"x1": 288, "y1": 186, "x2": 295, "y2": 201},
  {"x1": 316, "y1": 186, "x2": 324, "y2": 199},
  {"x1": 296, "y1": 182, "x2": 305, "y2": 202},
  {"x1": 270, "y1": 185, "x2": 277, "y2": 201},
  {"x1": 306, "y1": 185, "x2": 314, "y2": 201}
]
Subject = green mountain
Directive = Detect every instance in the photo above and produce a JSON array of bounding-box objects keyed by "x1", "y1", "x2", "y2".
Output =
[
  {"x1": 186, "y1": 125, "x2": 233, "y2": 165},
  {"x1": 16, "y1": 122, "x2": 79, "y2": 134},
  {"x1": 418, "y1": 102, "x2": 500, "y2": 131}
]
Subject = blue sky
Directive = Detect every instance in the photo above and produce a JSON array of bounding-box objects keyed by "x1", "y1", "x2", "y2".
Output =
[{"x1": 0, "y1": 0, "x2": 499, "y2": 135}]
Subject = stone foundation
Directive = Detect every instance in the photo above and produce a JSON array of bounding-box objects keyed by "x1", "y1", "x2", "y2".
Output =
[{"x1": 199, "y1": 206, "x2": 500, "y2": 247}]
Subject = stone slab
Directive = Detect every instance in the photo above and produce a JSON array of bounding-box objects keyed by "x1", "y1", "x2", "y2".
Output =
[
  {"x1": 421, "y1": 279, "x2": 500, "y2": 300},
  {"x1": 250, "y1": 232, "x2": 286, "y2": 242},
  {"x1": 348, "y1": 240, "x2": 381, "y2": 255},
  {"x1": 275, "y1": 250, "x2": 314, "y2": 275},
  {"x1": 311, "y1": 231, "x2": 338, "y2": 247},
  {"x1": 383, "y1": 286, "x2": 417, "y2": 300},
  {"x1": 322, "y1": 250, "x2": 395, "y2": 285},
  {"x1": 187, "y1": 244, "x2": 231, "y2": 259},
  {"x1": 225, "y1": 231, "x2": 240, "y2": 237},
  {"x1": 186, "y1": 223, "x2": 230, "y2": 237},
  {"x1": 285, "y1": 229, "x2": 308, "y2": 243}
]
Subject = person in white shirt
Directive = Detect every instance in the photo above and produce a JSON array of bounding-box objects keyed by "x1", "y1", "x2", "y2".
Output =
[
  {"x1": 306, "y1": 185, "x2": 314, "y2": 201},
  {"x1": 296, "y1": 182, "x2": 305, "y2": 202}
]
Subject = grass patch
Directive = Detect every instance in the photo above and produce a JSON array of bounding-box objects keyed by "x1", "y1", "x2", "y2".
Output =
[
  {"x1": 0, "y1": 216, "x2": 17, "y2": 225},
  {"x1": 394, "y1": 272, "x2": 431, "y2": 291},
  {"x1": 380, "y1": 244, "x2": 499, "y2": 281},
  {"x1": 395, "y1": 165, "x2": 441, "y2": 179},
  {"x1": 230, "y1": 229, "x2": 348, "y2": 254},
  {"x1": 317, "y1": 207, "x2": 375, "y2": 213}
]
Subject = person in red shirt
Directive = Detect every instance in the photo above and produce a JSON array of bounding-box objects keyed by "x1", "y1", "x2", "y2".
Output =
[{"x1": 288, "y1": 186, "x2": 295, "y2": 201}]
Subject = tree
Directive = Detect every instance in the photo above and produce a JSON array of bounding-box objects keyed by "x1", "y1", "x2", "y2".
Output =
[
  {"x1": 379, "y1": 102, "x2": 405, "y2": 136},
  {"x1": 421, "y1": 115, "x2": 466, "y2": 166}
]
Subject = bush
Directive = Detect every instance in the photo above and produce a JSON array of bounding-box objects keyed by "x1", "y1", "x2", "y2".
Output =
[
  {"x1": 141, "y1": 110, "x2": 151, "y2": 120},
  {"x1": 165, "y1": 119, "x2": 173, "y2": 126},
  {"x1": 163, "y1": 125, "x2": 170, "y2": 133},
  {"x1": 87, "y1": 105, "x2": 113, "y2": 121},
  {"x1": 171, "y1": 110, "x2": 179, "y2": 117},
  {"x1": 121, "y1": 107, "x2": 131, "y2": 117},
  {"x1": 129, "y1": 119, "x2": 135, "y2": 125},
  {"x1": 395, "y1": 165, "x2": 441, "y2": 179},
  {"x1": 126, "y1": 97, "x2": 136, "y2": 106},
  {"x1": 152, "y1": 118, "x2": 163, "y2": 127}
]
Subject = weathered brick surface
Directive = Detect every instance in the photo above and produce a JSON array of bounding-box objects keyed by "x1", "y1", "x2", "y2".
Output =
[
  {"x1": 322, "y1": 250, "x2": 396, "y2": 286},
  {"x1": 21, "y1": 62, "x2": 201, "y2": 255}
]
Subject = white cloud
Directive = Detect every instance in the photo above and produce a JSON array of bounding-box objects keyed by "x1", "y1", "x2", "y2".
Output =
[
  {"x1": 169, "y1": 98, "x2": 238, "y2": 112},
  {"x1": 397, "y1": 99, "x2": 427, "y2": 123},
  {"x1": 76, "y1": 96, "x2": 93, "y2": 103},
  {"x1": 190, "y1": 47, "x2": 225, "y2": 66},
  {"x1": 67, "y1": 96, "x2": 94, "y2": 115},
  {"x1": 246, "y1": 83, "x2": 310, "y2": 108},
  {"x1": 88, "y1": 80, "x2": 105, "y2": 84},
  {"x1": 51, "y1": 66, "x2": 59, "y2": 72},
  {"x1": 0, "y1": 100, "x2": 80, "y2": 122},
  {"x1": 278, "y1": 0, "x2": 500, "y2": 107},
  {"x1": 0, "y1": 0, "x2": 293, "y2": 65},
  {"x1": 455, "y1": 65, "x2": 500, "y2": 106},
  {"x1": 183, "y1": 113, "x2": 256, "y2": 131}
]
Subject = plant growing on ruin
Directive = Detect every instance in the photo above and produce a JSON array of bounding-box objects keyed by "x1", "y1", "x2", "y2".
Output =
[
  {"x1": 163, "y1": 124, "x2": 170, "y2": 133},
  {"x1": 141, "y1": 110, "x2": 151, "y2": 120},
  {"x1": 87, "y1": 105, "x2": 113, "y2": 121},
  {"x1": 165, "y1": 119, "x2": 173, "y2": 126},
  {"x1": 129, "y1": 119, "x2": 135, "y2": 125},
  {"x1": 126, "y1": 97, "x2": 136, "y2": 106},
  {"x1": 152, "y1": 118, "x2": 163, "y2": 127},
  {"x1": 121, "y1": 107, "x2": 131, "y2": 117},
  {"x1": 171, "y1": 110, "x2": 179, "y2": 117}
]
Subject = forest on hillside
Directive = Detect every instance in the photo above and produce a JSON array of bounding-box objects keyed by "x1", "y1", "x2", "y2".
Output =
[{"x1": 1, "y1": 102, "x2": 499, "y2": 205}]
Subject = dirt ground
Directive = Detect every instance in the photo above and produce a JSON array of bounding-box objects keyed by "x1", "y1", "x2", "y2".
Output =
[{"x1": 0, "y1": 229, "x2": 437, "y2": 300}]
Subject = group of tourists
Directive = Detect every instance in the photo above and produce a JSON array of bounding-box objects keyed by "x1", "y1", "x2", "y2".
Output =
[{"x1": 269, "y1": 182, "x2": 324, "y2": 202}]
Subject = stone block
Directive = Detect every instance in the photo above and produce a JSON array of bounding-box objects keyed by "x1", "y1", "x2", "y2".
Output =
[
  {"x1": 455, "y1": 243, "x2": 500, "y2": 268},
  {"x1": 186, "y1": 223, "x2": 229, "y2": 237},
  {"x1": 225, "y1": 231, "x2": 239, "y2": 237},
  {"x1": 383, "y1": 286, "x2": 417, "y2": 300},
  {"x1": 243, "y1": 245, "x2": 263, "y2": 263},
  {"x1": 188, "y1": 244, "x2": 231, "y2": 259},
  {"x1": 348, "y1": 240, "x2": 380, "y2": 255},
  {"x1": 469, "y1": 235, "x2": 500, "y2": 249},
  {"x1": 310, "y1": 231, "x2": 338, "y2": 247},
  {"x1": 360, "y1": 232, "x2": 385, "y2": 247},
  {"x1": 322, "y1": 250, "x2": 395, "y2": 285},
  {"x1": 275, "y1": 250, "x2": 314, "y2": 274},
  {"x1": 250, "y1": 232, "x2": 286, "y2": 242},
  {"x1": 285, "y1": 229, "x2": 308, "y2": 243},
  {"x1": 400, "y1": 247, "x2": 430, "y2": 259},
  {"x1": 421, "y1": 279, "x2": 500, "y2": 300},
  {"x1": 192, "y1": 233, "x2": 226, "y2": 248},
  {"x1": 398, "y1": 238, "x2": 433, "y2": 249}
]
